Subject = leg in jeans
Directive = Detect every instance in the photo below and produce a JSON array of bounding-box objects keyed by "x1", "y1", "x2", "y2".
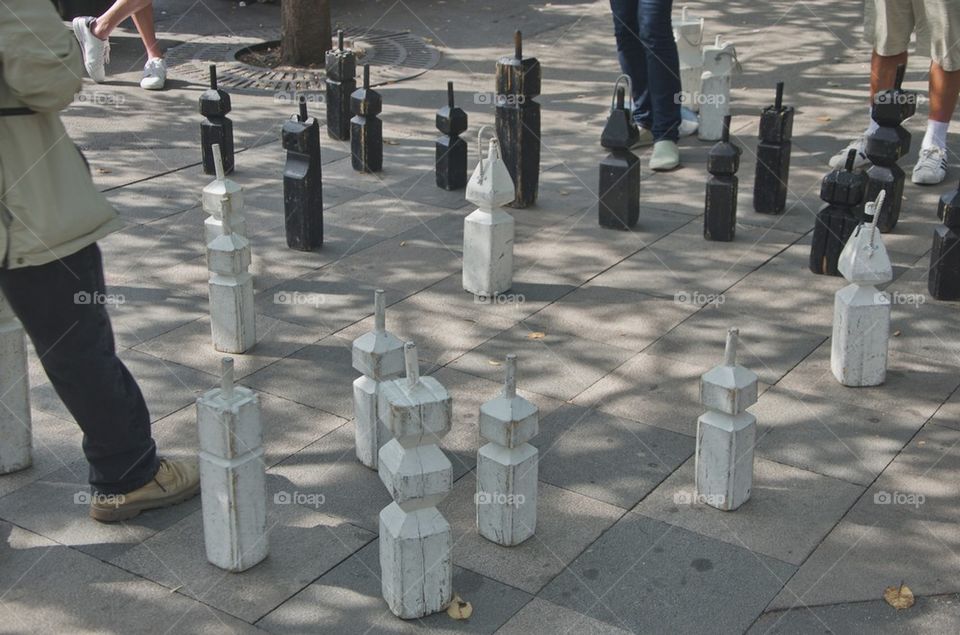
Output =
[
  {"x1": 610, "y1": 0, "x2": 652, "y2": 129},
  {"x1": 637, "y1": 0, "x2": 681, "y2": 142},
  {"x1": 0, "y1": 244, "x2": 158, "y2": 495}
]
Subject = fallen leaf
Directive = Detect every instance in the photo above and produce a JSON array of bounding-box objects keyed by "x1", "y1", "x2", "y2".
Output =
[
  {"x1": 399, "y1": 241, "x2": 407, "y2": 247},
  {"x1": 893, "y1": 330, "x2": 902, "y2": 337},
  {"x1": 918, "y1": 441, "x2": 926, "y2": 446},
  {"x1": 384, "y1": 139, "x2": 399, "y2": 145},
  {"x1": 527, "y1": 332, "x2": 546, "y2": 340},
  {"x1": 447, "y1": 594, "x2": 473, "y2": 620},
  {"x1": 488, "y1": 359, "x2": 502, "y2": 366},
  {"x1": 559, "y1": 189, "x2": 569, "y2": 196},
  {"x1": 95, "y1": 168, "x2": 111, "y2": 174},
  {"x1": 884, "y1": 582, "x2": 915, "y2": 610},
  {"x1": 817, "y1": 116, "x2": 832, "y2": 122}
]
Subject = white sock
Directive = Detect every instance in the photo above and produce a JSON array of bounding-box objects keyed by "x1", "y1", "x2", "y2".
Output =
[
  {"x1": 865, "y1": 108, "x2": 879, "y2": 136},
  {"x1": 922, "y1": 119, "x2": 949, "y2": 150}
]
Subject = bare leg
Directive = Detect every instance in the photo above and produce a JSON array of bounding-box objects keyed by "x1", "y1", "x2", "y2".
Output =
[
  {"x1": 870, "y1": 50, "x2": 908, "y2": 100},
  {"x1": 91, "y1": 0, "x2": 153, "y2": 40},
  {"x1": 928, "y1": 60, "x2": 960, "y2": 123},
  {"x1": 131, "y1": 4, "x2": 163, "y2": 60}
]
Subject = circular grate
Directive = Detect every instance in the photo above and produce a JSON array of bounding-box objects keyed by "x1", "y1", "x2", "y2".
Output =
[{"x1": 165, "y1": 26, "x2": 440, "y2": 93}]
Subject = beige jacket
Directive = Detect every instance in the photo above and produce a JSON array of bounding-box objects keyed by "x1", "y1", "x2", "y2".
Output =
[{"x1": 0, "y1": 0, "x2": 122, "y2": 269}]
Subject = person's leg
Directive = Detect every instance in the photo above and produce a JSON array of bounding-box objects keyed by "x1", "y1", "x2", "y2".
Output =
[
  {"x1": 90, "y1": 0, "x2": 153, "y2": 41},
  {"x1": 130, "y1": 3, "x2": 163, "y2": 60},
  {"x1": 636, "y1": 0, "x2": 681, "y2": 143},
  {"x1": 610, "y1": 0, "x2": 652, "y2": 130},
  {"x1": 0, "y1": 245, "x2": 159, "y2": 495},
  {"x1": 871, "y1": 50, "x2": 909, "y2": 99}
]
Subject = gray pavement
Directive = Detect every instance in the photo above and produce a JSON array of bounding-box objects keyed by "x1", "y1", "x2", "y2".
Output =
[{"x1": 2, "y1": 0, "x2": 959, "y2": 633}]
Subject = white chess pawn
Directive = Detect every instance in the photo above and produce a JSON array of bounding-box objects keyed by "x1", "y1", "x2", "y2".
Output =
[{"x1": 203, "y1": 144, "x2": 246, "y2": 244}]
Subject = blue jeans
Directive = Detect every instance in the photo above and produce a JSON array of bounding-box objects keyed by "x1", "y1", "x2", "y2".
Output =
[{"x1": 609, "y1": 0, "x2": 682, "y2": 142}]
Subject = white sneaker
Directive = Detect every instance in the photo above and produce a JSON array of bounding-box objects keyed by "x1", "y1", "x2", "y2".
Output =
[
  {"x1": 828, "y1": 136, "x2": 870, "y2": 170},
  {"x1": 912, "y1": 146, "x2": 947, "y2": 185},
  {"x1": 140, "y1": 58, "x2": 167, "y2": 90},
  {"x1": 72, "y1": 17, "x2": 109, "y2": 83},
  {"x1": 630, "y1": 126, "x2": 654, "y2": 149},
  {"x1": 679, "y1": 106, "x2": 698, "y2": 137},
  {"x1": 650, "y1": 140, "x2": 680, "y2": 171}
]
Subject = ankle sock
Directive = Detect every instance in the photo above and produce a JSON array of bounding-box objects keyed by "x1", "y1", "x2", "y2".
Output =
[
  {"x1": 922, "y1": 119, "x2": 949, "y2": 150},
  {"x1": 865, "y1": 107, "x2": 880, "y2": 136}
]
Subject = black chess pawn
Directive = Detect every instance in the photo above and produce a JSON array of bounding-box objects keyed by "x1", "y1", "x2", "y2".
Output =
[
  {"x1": 495, "y1": 30, "x2": 541, "y2": 208},
  {"x1": 325, "y1": 30, "x2": 357, "y2": 141},
  {"x1": 199, "y1": 64, "x2": 234, "y2": 175},
  {"x1": 929, "y1": 176, "x2": 960, "y2": 300},
  {"x1": 809, "y1": 149, "x2": 869, "y2": 275},
  {"x1": 350, "y1": 65, "x2": 383, "y2": 173},
  {"x1": 436, "y1": 81, "x2": 468, "y2": 190},
  {"x1": 281, "y1": 97, "x2": 324, "y2": 251},
  {"x1": 598, "y1": 82, "x2": 640, "y2": 230},
  {"x1": 704, "y1": 116, "x2": 741, "y2": 242},
  {"x1": 753, "y1": 81, "x2": 794, "y2": 215}
]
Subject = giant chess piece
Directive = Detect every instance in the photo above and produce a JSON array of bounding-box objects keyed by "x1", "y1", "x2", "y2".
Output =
[
  {"x1": 831, "y1": 192, "x2": 893, "y2": 387},
  {"x1": 476, "y1": 354, "x2": 539, "y2": 546},
  {"x1": 929, "y1": 176, "x2": 960, "y2": 300},
  {"x1": 753, "y1": 81, "x2": 794, "y2": 215},
  {"x1": 197, "y1": 358, "x2": 268, "y2": 572},
  {"x1": 202, "y1": 144, "x2": 246, "y2": 245},
  {"x1": 207, "y1": 146, "x2": 255, "y2": 354},
  {"x1": 809, "y1": 149, "x2": 868, "y2": 276},
  {"x1": 0, "y1": 291, "x2": 31, "y2": 474},
  {"x1": 435, "y1": 81, "x2": 468, "y2": 190},
  {"x1": 351, "y1": 65, "x2": 383, "y2": 173},
  {"x1": 864, "y1": 63, "x2": 916, "y2": 233},
  {"x1": 378, "y1": 342, "x2": 454, "y2": 619},
  {"x1": 463, "y1": 126, "x2": 516, "y2": 297},
  {"x1": 352, "y1": 289, "x2": 405, "y2": 470},
  {"x1": 703, "y1": 115, "x2": 741, "y2": 241},
  {"x1": 598, "y1": 77, "x2": 641, "y2": 231},
  {"x1": 199, "y1": 64, "x2": 234, "y2": 176},
  {"x1": 282, "y1": 97, "x2": 324, "y2": 251},
  {"x1": 695, "y1": 328, "x2": 758, "y2": 511},
  {"x1": 325, "y1": 30, "x2": 356, "y2": 141},
  {"x1": 698, "y1": 36, "x2": 736, "y2": 142},
  {"x1": 673, "y1": 5, "x2": 704, "y2": 112},
  {"x1": 495, "y1": 30, "x2": 541, "y2": 208}
]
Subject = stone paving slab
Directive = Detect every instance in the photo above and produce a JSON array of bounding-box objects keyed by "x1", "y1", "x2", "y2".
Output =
[
  {"x1": 0, "y1": 411, "x2": 84, "y2": 499},
  {"x1": 750, "y1": 594, "x2": 960, "y2": 634},
  {"x1": 111, "y1": 489, "x2": 375, "y2": 623},
  {"x1": 538, "y1": 514, "x2": 796, "y2": 634},
  {"x1": 0, "y1": 521, "x2": 261, "y2": 634},
  {"x1": 532, "y1": 404, "x2": 693, "y2": 510},
  {"x1": 929, "y1": 389, "x2": 960, "y2": 432},
  {"x1": 258, "y1": 541, "x2": 532, "y2": 634},
  {"x1": 438, "y1": 473, "x2": 625, "y2": 595},
  {"x1": 494, "y1": 598, "x2": 634, "y2": 635},
  {"x1": 634, "y1": 457, "x2": 864, "y2": 565}
]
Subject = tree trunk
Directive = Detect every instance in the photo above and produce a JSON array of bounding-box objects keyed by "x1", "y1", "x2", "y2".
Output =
[{"x1": 281, "y1": 0, "x2": 331, "y2": 67}]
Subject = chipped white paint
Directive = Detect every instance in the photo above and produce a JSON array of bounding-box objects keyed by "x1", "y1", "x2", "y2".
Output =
[
  {"x1": 352, "y1": 289, "x2": 405, "y2": 470},
  {"x1": 463, "y1": 127, "x2": 516, "y2": 298},
  {"x1": 377, "y1": 342, "x2": 453, "y2": 619},
  {"x1": 0, "y1": 291, "x2": 31, "y2": 474},
  {"x1": 675, "y1": 5, "x2": 705, "y2": 112},
  {"x1": 695, "y1": 328, "x2": 758, "y2": 511},
  {"x1": 197, "y1": 358, "x2": 268, "y2": 572},
  {"x1": 476, "y1": 354, "x2": 538, "y2": 546},
  {"x1": 203, "y1": 144, "x2": 247, "y2": 244},
  {"x1": 207, "y1": 191, "x2": 255, "y2": 353},
  {"x1": 832, "y1": 192, "x2": 893, "y2": 387},
  {"x1": 698, "y1": 36, "x2": 736, "y2": 141}
]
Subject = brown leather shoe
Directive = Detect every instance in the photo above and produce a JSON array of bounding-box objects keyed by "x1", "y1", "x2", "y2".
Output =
[{"x1": 89, "y1": 457, "x2": 201, "y2": 523}]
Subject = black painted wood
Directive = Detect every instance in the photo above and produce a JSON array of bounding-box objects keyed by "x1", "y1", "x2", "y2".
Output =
[
  {"x1": 282, "y1": 98, "x2": 324, "y2": 251},
  {"x1": 325, "y1": 30, "x2": 356, "y2": 141},
  {"x1": 436, "y1": 81, "x2": 468, "y2": 190},
  {"x1": 598, "y1": 87, "x2": 639, "y2": 230},
  {"x1": 809, "y1": 149, "x2": 867, "y2": 275},
  {"x1": 929, "y1": 176, "x2": 960, "y2": 300},
  {"x1": 704, "y1": 116, "x2": 740, "y2": 242},
  {"x1": 350, "y1": 65, "x2": 383, "y2": 173},
  {"x1": 752, "y1": 82, "x2": 794, "y2": 215},
  {"x1": 495, "y1": 31, "x2": 541, "y2": 208},
  {"x1": 199, "y1": 65, "x2": 234, "y2": 175}
]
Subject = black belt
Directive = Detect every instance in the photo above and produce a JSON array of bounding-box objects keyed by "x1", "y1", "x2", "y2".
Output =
[{"x1": 0, "y1": 107, "x2": 35, "y2": 116}]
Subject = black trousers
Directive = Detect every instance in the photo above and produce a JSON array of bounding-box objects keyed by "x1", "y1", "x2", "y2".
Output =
[{"x1": 0, "y1": 243, "x2": 158, "y2": 494}]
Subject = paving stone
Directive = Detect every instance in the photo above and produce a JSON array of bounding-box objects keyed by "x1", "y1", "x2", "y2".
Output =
[
  {"x1": 495, "y1": 597, "x2": 633, "y2": 635},
  {"x1": 635, "y1": 457, "x2": 863, "y2": 565},
  {"x1": 133, "y1": 313, "x2": 318, "y2": 379},
  {"x1": 258, "y1": 541, "x2": 531, "y2": 634},
  {"x1": 321, "y1": 154, "x2": 420, "y2": 194},
  {"x1": 776, "y1": 343, "x2": 960, "y2": 423},
  {"x1": 0, "y1": 411, "x2": 84, "y2": 499},
  {"x1": 112, "y1": 487, "x2": 374, "y2": 623},
  {"x1": 0, "y1": 462, "x2": 201, "y2": 561},
  {"x1": 887, "y1": 295, "x2": 960, "y2": 366},
  {"x1": 643, "y1": 304, "x2": 826, "y2": 384},
  {"x1": 752, "y1": 386, "x2": 924, "y2": 486},
  {"x1": 449, "y1": 324, "x2": 635, "y2": 402},
  {"x1": 438, "y1": 473, "x2": 623, "y2": 594},
  {"x1": 929, "y1": 388, "x2": 960, "y2": 432},
  {"x1": 521, "y1": 284, "x2": 698, "y2": 353},
  {"x1": 391, "y1": 173, "x2": 474, "y2": 210},
  {"x1": 539, "y1": 514, "x2": 795, "y2": 634},
  {"x1": 97, "y1": 215, "x2": 207, "y2": 279},
  {"x1": 533, "y1": 404, "x2": 692, "y2": 509},
  {"x1": 750, "y1": 593, "x2": 960, "y2": 634}
]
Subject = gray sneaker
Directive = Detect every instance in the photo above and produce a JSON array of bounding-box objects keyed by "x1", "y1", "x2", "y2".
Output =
[
  {"x1": 650, "y1": 140, "x2": 680, "y2": 171},
  {"x1": 72, "y1": 17, "x2": 109, "y2": 83}
]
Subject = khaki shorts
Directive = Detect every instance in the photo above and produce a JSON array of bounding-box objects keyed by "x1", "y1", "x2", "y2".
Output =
[{"x1": 864, "y1": 0, "x2": 960, "y2": 71}]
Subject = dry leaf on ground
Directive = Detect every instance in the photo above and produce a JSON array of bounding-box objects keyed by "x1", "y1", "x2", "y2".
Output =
[
  {"x1": 447, "y1": 594, "x2": 473, "y2": 620},
  {"x1": 883, "y1": 583, "x2": 915, "y2": 610},
  {"x1": 527, "y1": 332, "x2": 546, "y2": 340}
]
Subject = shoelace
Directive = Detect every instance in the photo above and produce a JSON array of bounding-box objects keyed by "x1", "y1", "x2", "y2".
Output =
[
  {"x1": 144, "y1": 59, "x2": 163, "y2": 76},
  {"x1": 917, "y1": 147, "x2": 946, "y2": 169},
  {"x1": 101, "y1": 40, "x2": 111, "y2": 67}
]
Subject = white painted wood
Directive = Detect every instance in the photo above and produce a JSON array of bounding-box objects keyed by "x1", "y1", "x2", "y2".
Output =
[
  {"x1": 196, "y1": 359, "x2": 268, "y2": 572},
  {"x1": 376, "y1": 342, "x2": 454, "y2": 619},
  {"x1": 203, "y1": 144, "x2": 246, "y2": 244},
  {"x1": 207, "y1": 212, "x2": 255, "y2": 354},
  {"x1": 674, "y1": 5, "x2": 705, "y2": 112},
  {"x1": 698, "y1": 37, "x2": 736, "y2": 141},
  {"x1": 832, "y1": 192, "x2": 893, "y2": 386},
  {"x1": 463, "y1": 130, "x2": 516, "y2": 298},
  {"x1": 0, "y1": 292, "x2": 31, "y2": 474},
  {"x1": 352, "y1": 290, "x2": 405, "y2": 469},
  {"x1": 695, "y1": 328, "x2": 757, "y2": 511}
]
